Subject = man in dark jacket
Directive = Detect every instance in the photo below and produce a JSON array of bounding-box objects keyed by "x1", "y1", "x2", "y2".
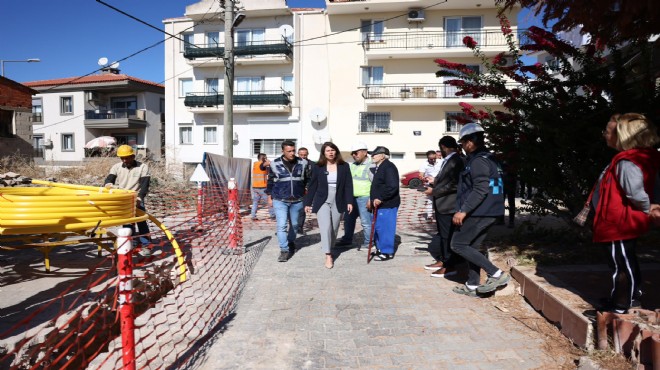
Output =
[
  {"x1": 266, "y1": 140, "x2": 309, "y2": 262},
  {"x1": 368, "y1": 146, "x2": 400, "y2": 261},
  {"x1": 423, "y1": 136, "x2": 464, "y2": 277},
  {"x1": 450, "y1": 123, "x2": 510, "y2": 297}
]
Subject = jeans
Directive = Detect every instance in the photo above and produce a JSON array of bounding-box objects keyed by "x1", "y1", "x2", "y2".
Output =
[
  {"x1": 251, "y1": 188, "x2": 274, "y2": 218},
  {"x1": 124, "y1": 202, "x2": 151, "y2": 246},
  {"x1": 341, "y1": 196, "x2": 372, "y2": 246},
  {"x1": 272, "y1": 199, "x2": 303, "y2": 251},
  {"x1": 450, "y1": 216, "x2": 498, "y2": 286}
]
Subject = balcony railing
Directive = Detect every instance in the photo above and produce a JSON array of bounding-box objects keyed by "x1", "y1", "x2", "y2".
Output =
[
  {"x1": 184, "y1": 90, "x2": 291, "y2": 107},
  {"x1": 362, "y1": 83, "x2": 519, "y2": 100},
  {"x1": 184, "y1": 38, "x2": 293, "y2": 60},
  {"x1": 84, "y1": 109, "x2": 146, "y2": 120},
  {"x1": 363, "y1": 30, "x2": 522, "y2": 50},
  {"x1": 32, "y1": 113, "x2": 42, "y2": 123}
]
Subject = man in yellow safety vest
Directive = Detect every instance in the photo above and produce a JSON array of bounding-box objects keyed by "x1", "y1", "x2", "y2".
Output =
[{"x1": 335, "y1": 141, "x2": 374, "y2": 251}]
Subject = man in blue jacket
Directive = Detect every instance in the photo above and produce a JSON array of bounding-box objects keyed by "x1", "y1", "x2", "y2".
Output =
[
  {"x1": 368, "y1": 146, "x2": 400, "y2": 261},
  {"x1": 450, "y1": 123, "x2": 510, "y2": 296},
  {"x1": 266, "y1": 140, "x2": 309, "y2": 262}
]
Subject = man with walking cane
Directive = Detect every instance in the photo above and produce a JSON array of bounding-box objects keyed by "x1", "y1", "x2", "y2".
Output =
[{"x1": 367, "y1": 146, "x2": 400, "y2": 261}]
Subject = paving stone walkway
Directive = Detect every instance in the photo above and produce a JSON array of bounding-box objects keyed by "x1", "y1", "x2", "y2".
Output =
[{"x1": 196, "y1": 225, "x2": 561, "y2": 370}]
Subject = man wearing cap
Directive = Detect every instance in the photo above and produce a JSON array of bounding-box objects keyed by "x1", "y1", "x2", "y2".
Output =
[
  {"x1": 450, "y1": 123, "x2": 509, "y2": 296},
  {"x1": 104, "y1": 144, "x2": 152, "y2": 256},
  {"x1": 368, "y1": 146, "x2": 400, "y2": 261},
  {"x1": 336, "y1": 141, "x2": 374, "y2": 250},
  {"x1": 423, "y1": 136, "x2": 464, "y2": 277}
]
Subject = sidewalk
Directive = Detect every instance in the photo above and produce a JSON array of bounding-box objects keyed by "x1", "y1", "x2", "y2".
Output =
[{"x1": 196, "y1": 226, "x2": 564, "y2": 369}]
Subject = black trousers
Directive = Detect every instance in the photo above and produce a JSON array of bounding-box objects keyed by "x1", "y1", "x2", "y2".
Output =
[
  {"x1": 430, "y1": 213, "x2": 463, "y2": 268},
  {"x1": 450, "y1": 217, "x2": 498, "y2": 286},
  {"x1": 604, "y1": 239, "x2": 642, "y2": 310}
]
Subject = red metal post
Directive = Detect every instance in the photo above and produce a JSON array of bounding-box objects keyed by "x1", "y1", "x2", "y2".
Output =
[
  {"x1": 197, "y1": 181, "x2": 203, "y2": 228},
  {"x1": 116, "y1": 228, "x2": 136, "y2": 370},
  {"x1": 228, "y1": 178, "x2": 238, "y2": 249}
]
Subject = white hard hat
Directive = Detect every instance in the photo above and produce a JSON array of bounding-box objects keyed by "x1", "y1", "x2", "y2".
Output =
[
  {"x1": 351, "y1": 141, "x2": 368, "y2": 152},
  {"x1": 458, "y1": 122, "x2": 484, "y2": 141}
]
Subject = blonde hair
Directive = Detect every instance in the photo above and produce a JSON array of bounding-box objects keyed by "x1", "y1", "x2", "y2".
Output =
[{"x1": 615, "y1": 113, "x2": 660, "y2": 150}]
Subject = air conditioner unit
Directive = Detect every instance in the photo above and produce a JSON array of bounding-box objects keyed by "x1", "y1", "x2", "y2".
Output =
[
  {"x1": 497, "y1": 56, "x2": 515, "y2": 67},
  {"x1": 407, "y1": 9, "x2": 425, "y2": 22},
  {"x1": 86, "y1": 91, "x2": 100, "y2": 101}
]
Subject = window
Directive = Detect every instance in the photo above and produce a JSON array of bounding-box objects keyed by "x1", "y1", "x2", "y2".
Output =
[
  {"x1": 236, "y1": 29, "x2": 265, "y2": 47},
  {"x1": 203, "y1": 126, "x2": 217, "y2": 144},
  {"x1": 236, "y1": 77, "x2": 264, "y2": 93},
  {"x1": 61, "y1": 133, "x2": 75, "y2": 151},
  {"x1": 181, "y1": 33, "x2": 194, "y2": 52},
  {"x1": 160, "y1": 98, "x2": 165, "y2": 113},
  {"x1": 32, "y1": 98, "x2": 43, "y2": 123},
  {"x1": 251, "y1": 139, "x2": 296, "y2": 157},
  {"x1": 0, "y1": 108, "x2": 13, "y2": 138},
  {"x1": 282, "y1": 75, "x2": 294, "y2": 95},
  {"x1": 33, "y1": 134, "x2": 44, "y2": 158},
  {"x1": 179, "y1": 78, "x2": 193, "y2": 98},
  {"x1": 445, "y1": 16, "x2": 482, "y2": 47},
  {"x1": 361, "y1": 20, "x2": 384, "y2": 42},
  {"x1": 445, "y1": 112, "x2": 469, "y2": 133},
  {"x1": 390, "y1": 152, "x2": 404, "y2": 160},
  {"x1": 111, "y1": 97, "x2": 138, "y2": 118},
  {"x1": 206, "y1": 31, "x2": 220, "y2": 47},
  {"x1": 60, "y1": 96, "x2": 73, "y2": 114},
  {"x1": 179, "y1": 126, "x2": 193, "y2": 144},
  {"x1": 361, "y1": 66, "x2": 383, "y2": 86},
  {"x1": 359, "y1": 112, "x2": 390, "y2": 133},
  {"x1": 206, "y1": 78, "x2": 219, "y2": 94}
]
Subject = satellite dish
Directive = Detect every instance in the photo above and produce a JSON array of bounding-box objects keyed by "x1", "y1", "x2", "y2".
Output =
[
  {"x1": 279, "y1": 24, "x2": 294, "y2": 40},
  {"x1": 309, "y1": 107, "x2": 327, "y2": 123},
  {"x1": 109, "y1": 61, "x2": 120, "y2": 69},
  {"x1": 98, "y1": 57, "x2": 108, "y2": 66}
]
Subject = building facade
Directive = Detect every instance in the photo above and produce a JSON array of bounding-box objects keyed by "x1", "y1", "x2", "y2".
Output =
[
  {"x1": 0, "y1": 76, "x2": 37, "y2": 159},
  {"x1": 165, "y1": 0, "x2": 519, "y2": 172},
  {"x1": 24, "y1": 69, "x2": 165, "y2": 164}
]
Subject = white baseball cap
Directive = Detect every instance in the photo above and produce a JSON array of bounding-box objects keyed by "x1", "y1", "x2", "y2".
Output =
[{"x1": 351, "y1": 141, "x2": 368, "y2": 152}]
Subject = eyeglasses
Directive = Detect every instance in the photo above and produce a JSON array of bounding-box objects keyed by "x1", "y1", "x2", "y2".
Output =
[{"x1": 351, "y1": 151, "x2": 358, "y2": 155}]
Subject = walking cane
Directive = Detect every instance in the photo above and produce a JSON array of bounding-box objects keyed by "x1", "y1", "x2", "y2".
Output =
[{"x1": 367, "y1": 204, "x2": 378, "y2": 264}]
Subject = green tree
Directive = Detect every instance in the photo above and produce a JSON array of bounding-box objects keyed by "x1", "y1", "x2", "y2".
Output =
[{"x1": 435, "y1": 14, "x2": 659, "y2": 223}]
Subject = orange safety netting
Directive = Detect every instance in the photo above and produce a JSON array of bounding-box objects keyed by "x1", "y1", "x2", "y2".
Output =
[{"x1": 0, "y1": 186, "x2": 436, "y2": 369}]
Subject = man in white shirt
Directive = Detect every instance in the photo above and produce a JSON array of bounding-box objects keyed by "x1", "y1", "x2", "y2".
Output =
[{"x1": 418, "y1": 150, "x2": 443, "y2": 219}]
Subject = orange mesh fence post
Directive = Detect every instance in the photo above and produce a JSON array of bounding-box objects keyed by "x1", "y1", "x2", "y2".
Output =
[
  {"x1": 228, "y1": 178, "x2": 238, "y2": 250},
  {"x1": 196, "y1": 182, "x2": 203, "y2": 229},
  {"x1": 116, "y1": 228, "x2": 136, "y2": 370}
]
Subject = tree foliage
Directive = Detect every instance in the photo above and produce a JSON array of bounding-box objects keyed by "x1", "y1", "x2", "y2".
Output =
[
  {"x1": 496, "y1": 0, "x2": 660, "y2": 46},
  {"x1": 435, "y1": 13, "x2": 660, "y2": 223}
]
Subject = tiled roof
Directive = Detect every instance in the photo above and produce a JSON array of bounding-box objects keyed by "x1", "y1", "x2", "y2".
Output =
[{"x1": 23, "y1": 74, "x2": 164, "y2": 89}]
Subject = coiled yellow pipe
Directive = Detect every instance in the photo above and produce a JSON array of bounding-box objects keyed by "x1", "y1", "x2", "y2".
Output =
[{"x1": 0, "y1": 180, "x2": 187, "y2": 282}]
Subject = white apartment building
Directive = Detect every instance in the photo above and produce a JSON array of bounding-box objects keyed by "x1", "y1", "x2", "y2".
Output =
[
  {"x1": 24, "y1": 69, "x2": 165, "y2": 164},
  {"x1": 164, "y1": 0, "x2": 300, "y2": 171},
  {"x1": 165, "y1": 0, "x2": 520, "y2": 172}
]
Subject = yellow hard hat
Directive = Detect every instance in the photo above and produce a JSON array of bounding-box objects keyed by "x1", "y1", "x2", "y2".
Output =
[{"x1": 117, "y1": 145, "x2": 135, "y2": 157}]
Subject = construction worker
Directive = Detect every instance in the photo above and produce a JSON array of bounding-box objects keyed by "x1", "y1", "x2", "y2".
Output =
[
  {"x1": 251, "y1": 153, "x2": 275, "y2": 220},
  {"x1": 104, "y1": 144, "x2": 152, "y2": 256}
]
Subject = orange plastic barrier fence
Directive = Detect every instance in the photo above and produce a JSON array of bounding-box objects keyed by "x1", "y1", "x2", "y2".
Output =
[{"x1": 0, "y1": 186, "x2": 435, "y2": 369}]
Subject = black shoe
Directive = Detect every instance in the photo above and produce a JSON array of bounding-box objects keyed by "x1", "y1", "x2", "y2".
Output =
[
  {"x1": 278, "y1": 251, "x2": 289, "y2": 262},
  {"x1": 335, "y1": 240, "x2": 352, "y2": 247},
  {"x1": 297, "y1": 227, "x2": 305, "y2": 235}
]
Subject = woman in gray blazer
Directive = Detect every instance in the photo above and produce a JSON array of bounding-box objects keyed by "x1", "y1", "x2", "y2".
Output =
[{"x1": 304, "y1": 142, "x2": 354, "y2": 269}]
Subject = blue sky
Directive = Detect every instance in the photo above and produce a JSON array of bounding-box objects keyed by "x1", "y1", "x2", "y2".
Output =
[{"x1": 1, "y1": 0, "x2": 537, "y2": 84}]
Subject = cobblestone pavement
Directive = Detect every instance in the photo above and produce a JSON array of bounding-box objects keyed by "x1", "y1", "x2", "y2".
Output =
[{"x1": 196, "y1": 224, "x2": 561, "y2": 369}]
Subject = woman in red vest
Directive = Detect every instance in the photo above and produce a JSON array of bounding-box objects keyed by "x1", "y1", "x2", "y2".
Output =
[{"x1": 591, "y1": 113, "x2": 660, "y2": 313}]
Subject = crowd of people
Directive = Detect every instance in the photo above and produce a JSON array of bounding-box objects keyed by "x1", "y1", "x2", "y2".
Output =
[{"x1": 248, "y1": 114, "x2": 659, "y2": 304}]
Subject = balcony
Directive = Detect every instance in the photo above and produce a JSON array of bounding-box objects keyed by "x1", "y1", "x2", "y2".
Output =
[
  {"x1": 83, "y1": 109, "x2": 148, "y2": 129},
  {"x1": 362, "y1": 83, "x2": 518, "y2": 106},
  {"x1": 363, "y1": 30, "x2": 522, "y2": 59},
  {"x1": 184, "y1": 90, "x2": 292, "y2": 113},
  {"x1": 184, "y1": 39, "x2": 293, "y2": 67}
]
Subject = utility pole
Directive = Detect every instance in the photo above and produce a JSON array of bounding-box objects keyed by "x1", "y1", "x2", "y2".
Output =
[{"x1": 223, "y1": 0, "x2": 235, "y2": 158}]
